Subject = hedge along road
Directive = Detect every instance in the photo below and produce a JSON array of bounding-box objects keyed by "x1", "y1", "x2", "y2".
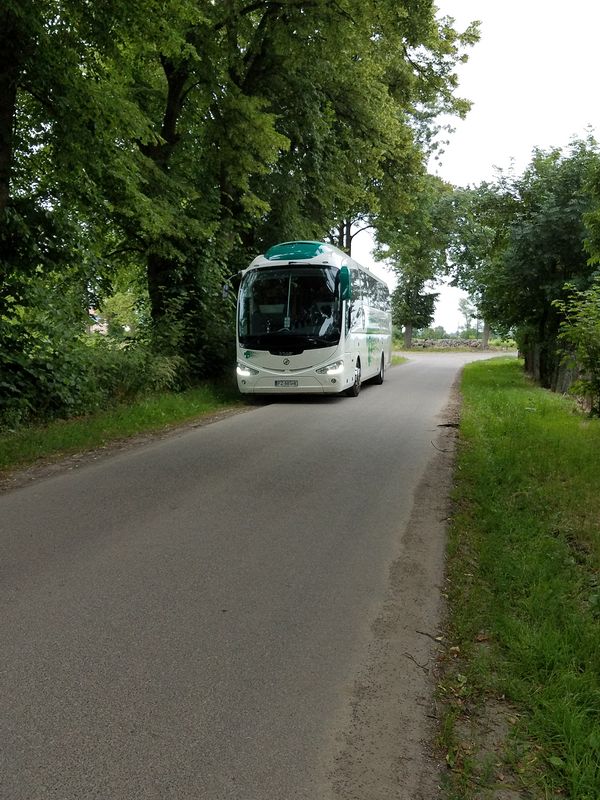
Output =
[{"x1": 0, "y1": 351, "x2": 507, "y2": 800}]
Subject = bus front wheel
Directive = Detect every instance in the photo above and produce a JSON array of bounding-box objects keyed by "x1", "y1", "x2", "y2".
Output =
[{"x1": 346, "y1": 360, "x2": 361, "y2": 397}]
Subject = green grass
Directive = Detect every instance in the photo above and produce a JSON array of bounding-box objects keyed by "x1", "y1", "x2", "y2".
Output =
[
  {"x1": 441, "y1": 358, "x2": 600, "y2": 799},
  {"x1": 0, "y1": 381, "x2": 243, "y2": 475},
  {"x1": 1, "y1": 360, "x2": 408, "y2": 475},
  {"x1": 391, "y1": 354, "x2": 409, "y2": 366}
]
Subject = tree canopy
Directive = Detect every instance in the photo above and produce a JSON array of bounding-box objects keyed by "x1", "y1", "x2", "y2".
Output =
[
  {"x1": 447, "y1": 137, "x2": 600, "y2": 387},
  {"x1": 1, "y1": 0, "x2": 478, "y2": 425}
]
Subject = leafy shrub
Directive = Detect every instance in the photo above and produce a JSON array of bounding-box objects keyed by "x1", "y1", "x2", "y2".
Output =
[
  {"x1": 0, "y1": 307, "x2": 92, "y2": 428},
  {"x1": 556, "y1": 276, "x2": 600, "y2": 415},
  {"x1": 0, "y1": 314, "x2": 185, "y2": 430},
  {"x1": 85, "y1": 337, "x2": 184, "y2": 403}
]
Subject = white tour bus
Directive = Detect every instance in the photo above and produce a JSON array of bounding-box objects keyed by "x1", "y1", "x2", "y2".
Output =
[{"x1": 236, "y1": 240, "x2": 392, "y2": 396}]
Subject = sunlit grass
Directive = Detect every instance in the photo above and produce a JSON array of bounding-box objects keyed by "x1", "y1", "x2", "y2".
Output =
[
  {"x1": 0, "y1": 382, "x2": 243, "y2": 474},
  {"x1": 1, "y1": 359, "x2": 406, "y2": 474},
  {"x1": 391, "y1": 354, "x2": 409, "y2": 366},
  {"x1": 442, "y1": 358, "x2": 600, "y2": 798}
]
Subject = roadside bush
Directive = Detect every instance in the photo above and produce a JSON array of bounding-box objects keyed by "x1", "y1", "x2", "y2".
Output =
[
  {"x1": 0, "y1": 309, "x2": 92, "y2": 429},
  {"x1": 0, "y1": 314, "x2": 185, "y2": 431},
  {"x1": 85, "y1": 337, "x2": 184, "y2": 404},
  {"x1": 555, "y1": 276, "x2": 600, "y2": 415}
]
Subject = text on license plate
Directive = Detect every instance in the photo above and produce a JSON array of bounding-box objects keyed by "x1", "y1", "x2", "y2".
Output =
[{"x1": 275, "y1": 380, "x2": 298, "y2": 387}]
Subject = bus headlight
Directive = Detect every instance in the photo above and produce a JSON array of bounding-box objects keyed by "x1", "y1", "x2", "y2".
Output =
[
  {"x1": 237, "y1": 362, "x2": 259, "y2": 377},
  {"x1": 316, "y1": 360, "x2": 344, "y2": 375}
]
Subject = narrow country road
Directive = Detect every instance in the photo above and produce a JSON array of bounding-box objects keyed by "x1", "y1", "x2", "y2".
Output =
[{"x1": 1, "y1": 352, "x2": 506, "y2": 800}]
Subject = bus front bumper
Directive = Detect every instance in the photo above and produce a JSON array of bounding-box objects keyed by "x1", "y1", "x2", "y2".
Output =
[{"x1": 236, "y1": 372, "x2": 348, "y2": 395}]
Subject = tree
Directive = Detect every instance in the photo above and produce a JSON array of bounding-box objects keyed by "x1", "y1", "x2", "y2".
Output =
[
  {"x1": 447, "y1": 138, "x2": 600, "y2": 387},
  {"x1": 391, "y1": 275, "x2": 439, "y2": 348},
  {"x1": 495, "y1": 142, "x2": 599, "y2": 386},
  {"x1": 458, "y1": 296, "x2": 476, "y2": 333},
  {"x1": 555, "y1": 276, "x2": 600, "y2": 415},
  {"x1": 446, "y1": 180, "x2": 520, "y2": 348},
  {"x1": 379, "y1": 173, "x2": 452, "y2": 347},
  {"x1": 1, "y1": 0, "x2": 479, "y2": 423},
  {"x1": 0, "y1": 1, "x2": 184, "y2": 422},
  {"x1": 240, "y1": 2, "x2": 478, "y2": 259}
]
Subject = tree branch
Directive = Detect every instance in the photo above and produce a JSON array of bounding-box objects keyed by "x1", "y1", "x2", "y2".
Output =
[{"x1": 350, "y1": 223, "x2": 374, "y2": 239}]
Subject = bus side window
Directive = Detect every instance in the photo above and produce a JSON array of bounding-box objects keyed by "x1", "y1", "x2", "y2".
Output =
[
  {"x1": 349, "y1": 300, "x2": 365, "y2": 331},
  {"x1": 366, "y1": 275, "x2": 376, "y2": 306},
  {"x1": 346, "y1": 269, "x2": 358, "y2": 330},
  {"x1": 350, "y1": 269, "x2": 362, "y2": 300}
]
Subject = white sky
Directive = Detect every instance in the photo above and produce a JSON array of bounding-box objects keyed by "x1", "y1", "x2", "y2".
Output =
[{"x1": 356, "y1": 0, "x2": 600, "y2": 333}]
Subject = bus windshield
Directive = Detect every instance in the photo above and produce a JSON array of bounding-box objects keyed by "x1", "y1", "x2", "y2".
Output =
[{"x1": 238, "y1": 265, "x2": 342, "y2": 350}]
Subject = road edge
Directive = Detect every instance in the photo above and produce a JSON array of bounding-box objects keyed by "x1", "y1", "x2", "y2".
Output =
[{"x1": 328, "y1": 376, "x2": 461, "y2": 799}]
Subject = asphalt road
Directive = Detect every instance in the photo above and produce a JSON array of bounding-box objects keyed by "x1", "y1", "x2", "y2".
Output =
[{"x1": 0, "y1": 352, "x2": 505, "y2": 799}]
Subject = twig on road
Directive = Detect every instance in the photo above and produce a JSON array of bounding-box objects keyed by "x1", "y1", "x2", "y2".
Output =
[{"x1": 403, "y1": 652, "x2": 429, "y2": 672}]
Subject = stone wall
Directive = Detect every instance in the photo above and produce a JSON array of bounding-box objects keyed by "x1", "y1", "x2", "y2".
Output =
[{"x1": 408, "y1": 338, "x2": 496, "y2": 350}]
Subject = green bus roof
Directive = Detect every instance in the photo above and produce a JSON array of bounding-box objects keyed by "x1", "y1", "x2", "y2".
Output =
[{"x1": 264, "y1": 241, "x2": 332, "y2": 261}]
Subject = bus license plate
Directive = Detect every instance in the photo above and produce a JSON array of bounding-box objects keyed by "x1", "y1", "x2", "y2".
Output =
[{"x1": 275, "y1": 379, "x2": 298, "y2": 387}]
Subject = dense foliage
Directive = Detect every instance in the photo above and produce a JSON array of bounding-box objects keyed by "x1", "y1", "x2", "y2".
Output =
[
  {"x1": 0, "y1": 0, "x2": 477, "y2": 427},
  {"x1": 555, "y1": 277, "x2": 600, "y2": 414},
  {"x1": 391, "y1": 275, "x2": 439, "y2": 346},
  {"x1": 447, "y1": 138, "x2": 600, "y2": 392},
  {"x1": 382, "y1": 173, "x2": 452, "y2": 346}
]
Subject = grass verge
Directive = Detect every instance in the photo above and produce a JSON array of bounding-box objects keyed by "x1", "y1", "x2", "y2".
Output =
[
  {"x1": 1, "y1": 360, "x2": 408, "y2": 477},
  {"x1": 0, "y1": 381, "x2": 243, "y2": 476},
  {"x1": 440, "y1": 358, "x2": 599, "y2": 799},
  {"x1": 391, "y1": 354, "x2": 409, "y2": 366}
]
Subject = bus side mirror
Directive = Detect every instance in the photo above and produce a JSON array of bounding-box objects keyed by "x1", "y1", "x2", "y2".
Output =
[{"x1": 339, "y1": 266, "x2": 352, "y2": 300}]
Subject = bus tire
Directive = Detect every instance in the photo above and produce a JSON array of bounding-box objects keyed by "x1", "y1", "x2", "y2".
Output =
[
  {"x1": 372, "y1": 354, "x2": 385, "y2": 385},
  {"x1": 346, "y1": 360, "x2": 361, "y2": 397}
]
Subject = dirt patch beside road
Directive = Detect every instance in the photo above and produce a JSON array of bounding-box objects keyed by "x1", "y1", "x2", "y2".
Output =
[{"x1": 329, "y1": 383, "x2": 461, "y2": 799}]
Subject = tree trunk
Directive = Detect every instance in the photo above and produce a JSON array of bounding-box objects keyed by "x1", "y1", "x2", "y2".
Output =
[
  {"x1": 335, "y1": 220, "x2": 353, "y2": 254},
  {"x1": 344, "y1": 220, "x2": 352, "y2": 254},
  {"x1": 403, "y1": 323, "x2": 413, "y2": 349},
  {"x1": 0, "y1": 72, "x2": 16, "y2": 213},
  {"x1": 482, "y1": 320, "x2": 490, "y2": 349},
  {"x1": 0, "y1": 9, "x2": 24, "y2": 214},
  {"x1": 147, "y1": 252, "x2": 174, "y2": 324},
  {"x1": 138, "y1": 56, "x2": 190, "y2": 327}
]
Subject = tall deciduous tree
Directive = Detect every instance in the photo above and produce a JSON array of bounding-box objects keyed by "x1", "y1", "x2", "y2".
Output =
[
  {"x1": 391, "y1": 275, "x2": 439, "y2": 347},
  {"x1": 235, "y1": 1, "x2": 477, "y2": 255},
  {"x1": 115, "y1": 0, "x2": 474, "y2": 370},
  {"x1": 446, "y1": 180, "x2": 519, "y2": 347},
  {"x1": 2, "y1": 0, "x2": 479, "y2": 417},
  {"x1": 0, "y1": 0, "x2": 174, "y2": 422},
  {"x1": 448, "y1": 138, "x2": 600, "y2": 387},
  {"x1": 378, "y1": 173, "x2": 452, "y2": 346}
]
